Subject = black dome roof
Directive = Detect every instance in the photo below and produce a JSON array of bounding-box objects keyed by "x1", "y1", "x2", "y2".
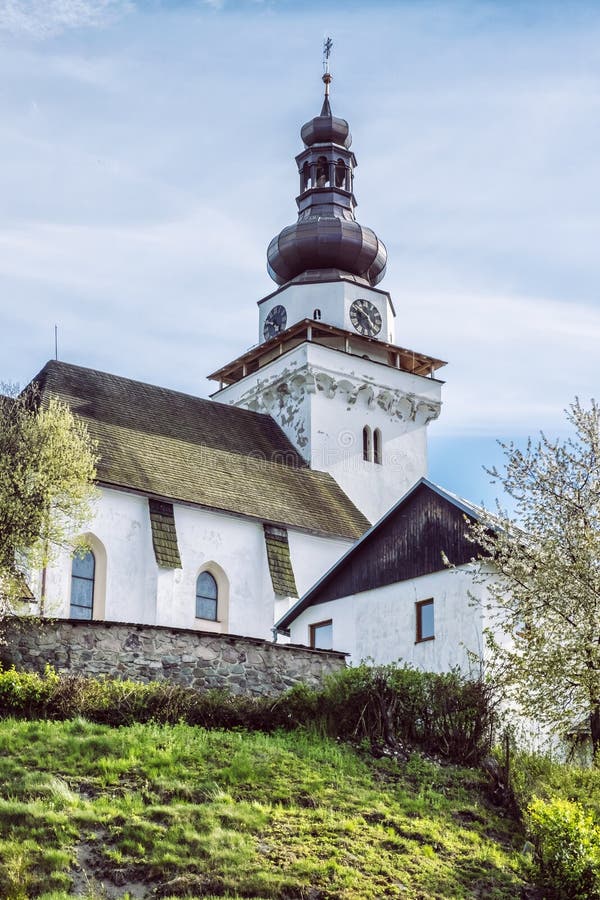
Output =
[
  {"x1": 300, "y1": 96, "x2": 351, "y2": 148},
  {"x1": 267, "y1": 218, "x2": 387, "y2": 287}
]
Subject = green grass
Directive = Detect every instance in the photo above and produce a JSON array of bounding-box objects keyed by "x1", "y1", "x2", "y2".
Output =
[{"x1": 0, "y1": 718, "x2": 528, "y2": 899}]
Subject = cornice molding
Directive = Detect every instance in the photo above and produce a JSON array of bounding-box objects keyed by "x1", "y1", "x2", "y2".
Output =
[{"x1": 233, "y1": 362, "x2": 441, "y2": 426}]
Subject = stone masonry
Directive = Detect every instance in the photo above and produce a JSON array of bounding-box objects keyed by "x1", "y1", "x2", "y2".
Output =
[{"x1": 1, "y1": 617, "x2": 346, "y2": 696}]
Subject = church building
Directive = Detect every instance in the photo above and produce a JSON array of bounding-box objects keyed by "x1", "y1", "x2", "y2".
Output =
[{"x1": 25, "y1": 67, "x2": 476, "y2": 666}]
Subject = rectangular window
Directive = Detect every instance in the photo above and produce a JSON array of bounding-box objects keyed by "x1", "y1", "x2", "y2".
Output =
[
  {"x1": 309, "y1": 620, "x2": 333, "y2": 650},
  {"x1": 416, "y1": 599, "x2": 434, "y2": 643}
]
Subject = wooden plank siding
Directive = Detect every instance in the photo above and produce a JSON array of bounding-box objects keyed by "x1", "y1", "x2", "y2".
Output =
[{"x1": 306, "y1": 483, "x2": 477, "y2": 607}]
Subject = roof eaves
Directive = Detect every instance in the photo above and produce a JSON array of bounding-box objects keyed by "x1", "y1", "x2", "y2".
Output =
[{"x1": 96, "y1": 479, "x2": 363, "y2": 542}]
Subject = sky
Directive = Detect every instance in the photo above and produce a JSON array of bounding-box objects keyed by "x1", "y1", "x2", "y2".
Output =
[{"x1": 1, "y1": 0, "x2": 599, "y2": 508}]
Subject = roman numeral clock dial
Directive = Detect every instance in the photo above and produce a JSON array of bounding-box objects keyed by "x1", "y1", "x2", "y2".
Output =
[{"x1": 349, "y1": 299, "x2": 382, "y2": 337}]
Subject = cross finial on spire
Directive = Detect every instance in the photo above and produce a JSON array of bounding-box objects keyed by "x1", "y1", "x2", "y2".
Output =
[
  {"x1": 323, "y1": 36, "x2": 333, "y2": 75},
  {"x1": 321, "y1": 36, "x2": 333, "y2": 114}
]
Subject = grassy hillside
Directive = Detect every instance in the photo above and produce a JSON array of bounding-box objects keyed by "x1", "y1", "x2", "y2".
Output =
[{"x1": 0, "y1": 717, "x2": 528, "y2": 900}]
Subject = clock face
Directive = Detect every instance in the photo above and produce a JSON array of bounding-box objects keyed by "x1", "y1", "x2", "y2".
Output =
[
  {"x1": 263, "y1": 304, "x2": 287, "y2": 341},
  {"x1": 349, "y1": 299, "x2": 382, "y2": 337}
]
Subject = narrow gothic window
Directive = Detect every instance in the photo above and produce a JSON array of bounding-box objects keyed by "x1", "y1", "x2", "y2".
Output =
[
  {"x1": 70, "y1": 550, "x2": 95, "y2": 620},
  {"x1": 196, "y1": 571, "x2": 218, "y2": 621},
  {"x1": 335, "y1": 158, "x2": 346, "y2": 188},
  {"x1": 313, "y1": 308, "x2": 322, "y2": 321},
  {"x1": 363, "y1": 425, "x2": 372, "y2": 462},
  {"x1": 374, "y1": 428, "x2": 382, "y2": 465}
]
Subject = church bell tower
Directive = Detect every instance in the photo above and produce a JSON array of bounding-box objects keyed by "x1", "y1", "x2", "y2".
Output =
[{"x1": 209, "y1": 52, "x2": 445, "y2": 524}]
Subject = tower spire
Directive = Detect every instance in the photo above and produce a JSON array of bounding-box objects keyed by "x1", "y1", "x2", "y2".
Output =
[{"x1": 266, "y1": 48, "x2": 387, "y2": 289}]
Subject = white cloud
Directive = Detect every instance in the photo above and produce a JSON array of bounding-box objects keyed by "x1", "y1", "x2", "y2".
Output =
[
  {"x1": 403, "y1": 289, "x2": 600, "y2": 437},
  {"x1": 0, "y1": 0, "x2": 133, "y2": 38},
  {"x1": 0, "y1": 0, "x2": 599, "y2": 445}
]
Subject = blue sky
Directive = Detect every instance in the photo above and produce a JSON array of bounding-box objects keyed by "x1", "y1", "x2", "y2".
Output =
[{"x1": 1, "y1": 0, "x2": 599, "y2": 508}]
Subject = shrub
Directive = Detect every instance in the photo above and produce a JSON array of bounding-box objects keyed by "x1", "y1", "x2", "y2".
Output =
[
  {"x1": 508, "y1": 749, "x2": 600, "y2": 822},
  {"x1": 320, "y1": 663, "x2": 495, "y2": 764},
  {"x1": 527, "y1": 797, "x2": 600, "y2": 899},
  {"x1": 0, "y1": 665, "x2": 59, "y2": 717},
  {"x1": 0, "y1": 663, "x2": 495, "y2": 765}
]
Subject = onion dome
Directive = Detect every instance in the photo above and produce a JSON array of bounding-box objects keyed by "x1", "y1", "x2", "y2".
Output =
[
  {"x1": 300, "y1": 90, "x2": 352, "y2": 149},
  {"x1": 267, "y1": 73, "x2": 387, "y2": 288}
]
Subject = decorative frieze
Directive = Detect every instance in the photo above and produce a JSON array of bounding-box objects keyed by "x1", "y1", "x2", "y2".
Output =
[{"x1": 237, "y1": 363, "x2": 441, "y2": 426}]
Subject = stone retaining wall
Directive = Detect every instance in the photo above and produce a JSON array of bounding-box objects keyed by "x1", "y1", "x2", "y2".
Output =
[{"x1": 1, "y1": 618, "x2": 346, "y2": 695}]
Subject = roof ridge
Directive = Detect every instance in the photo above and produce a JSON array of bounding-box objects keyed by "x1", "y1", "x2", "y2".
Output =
[{"x1": 31, "y1": 359, "x2": 284, "y2": 427}]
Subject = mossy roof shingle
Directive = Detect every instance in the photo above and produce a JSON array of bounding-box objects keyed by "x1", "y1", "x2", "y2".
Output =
[
  {"x1": 34, "y1": 360, "x2": 369, "y2": 540},
  {"x1": 264, "y1": 525, "x2": 298, "y2": 597}
]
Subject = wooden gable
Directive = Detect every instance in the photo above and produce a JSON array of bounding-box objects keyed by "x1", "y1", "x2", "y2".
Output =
[{"x1": 277, "y1": 480, "x2": 480, "y2": 630}]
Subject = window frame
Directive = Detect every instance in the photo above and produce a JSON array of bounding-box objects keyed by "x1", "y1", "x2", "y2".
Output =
[
  {"x1": 195, "y1": 570, "x2": 219, "y2": 622},
  {"x1": 70, "y1": 549, "x2": 96, "y2": 620},
  {"x1": 309, "y1": 619, "x2": 333, "y2": 650},
  {"x1": 415, "y1": 598, "x2": 435, "y2": 643},
  {"x1": 362, "y1": 425, "x2": 372, "y2": 462},
  {"x1": 373, "y1": 427, "x2": 382, "y2": 465}
]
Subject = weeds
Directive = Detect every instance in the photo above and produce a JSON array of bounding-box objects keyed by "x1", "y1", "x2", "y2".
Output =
[
  {"x1": 0, "y1": 718, "x2": 525, "y2": 899},
  {"x1": 0, "y1": 662, "x2": 496, "y2": 765}
]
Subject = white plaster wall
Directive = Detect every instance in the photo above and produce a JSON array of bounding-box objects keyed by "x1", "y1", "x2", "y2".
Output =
[
  {"x1": 167, "y1": 505, "x2": 272, "y2": 638},
  {"x1": 217, "y1": 342, "x2": 442, "y2": 523},
  {"x1": 288, "y1": 531, "x2": 353, "y2": 598},
  {"x1": 42, "y1": 486, "x2": 156, "y2": 624},
  {"x1": 287, "y1": 566, "x2": 489, "y2": 675},
  {"x1": 309, "y1": 380, "x2": 430, "y2": 524},
  {"x1": 258, "y1": 280, "x2": 395, "y2": 344},
  {"x1": 39, "y1": 485, "x2": 357, "y2": 642}
]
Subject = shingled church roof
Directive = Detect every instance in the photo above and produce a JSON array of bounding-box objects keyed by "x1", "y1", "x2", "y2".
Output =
[{"x1": 33, "y1": 360, "x2": 369, "y2": 540}]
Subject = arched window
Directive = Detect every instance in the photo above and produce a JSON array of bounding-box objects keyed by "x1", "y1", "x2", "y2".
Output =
[
  {"x1": 70, "y1": 550, "x2": 95, "y2": 620},
  {"x1": 374, "y1": 428, "x2": 382, "y2": 465},
  {"x1": 362, "y1": 425, "x2": 372, "y2": 462},
  {"x1": 302, "y1": 161, "x2": 310, "y2": 191},
  {"x1": 316, "y1": 155, "x2": 329, "y2": 187},
  {"x1": 335, "y1": 158, "x2": 346, "y2": 188},
  {"x1": 313, "y1": 308, "x2": 322, "y2": 321},
  {"x1": 196, "y1": 571, "x2": 218, "y2": 621}
]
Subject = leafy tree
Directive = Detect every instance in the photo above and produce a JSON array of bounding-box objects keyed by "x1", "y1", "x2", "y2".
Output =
[
  {"x1": 0, "y1": 383, "x2": 98, "y2": 614},
  {"x1": 470, "y1": 399, "x2": 600, "y2": 755}
]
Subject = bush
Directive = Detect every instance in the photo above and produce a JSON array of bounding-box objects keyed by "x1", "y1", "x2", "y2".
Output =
[
  {"x1": 0, "y1": 665, "x2": 59, "y2": 717},
  {"x1": 508, "y1": 749, "x2": 600, "y2": 822},
  {"x1": 0, "y1": 663, "x2": 495, "y2": 765},
  {"x1": 527, "y1": 797, "x2": 600, "y2": 899},
  {"x1": 319, "y1": 663, "x2": 495, "y2": 764}
]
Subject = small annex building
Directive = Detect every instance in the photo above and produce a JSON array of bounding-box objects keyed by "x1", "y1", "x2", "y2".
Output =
[{"x1": 275, "y1": 479, "x2": 493, "y2": 672}]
